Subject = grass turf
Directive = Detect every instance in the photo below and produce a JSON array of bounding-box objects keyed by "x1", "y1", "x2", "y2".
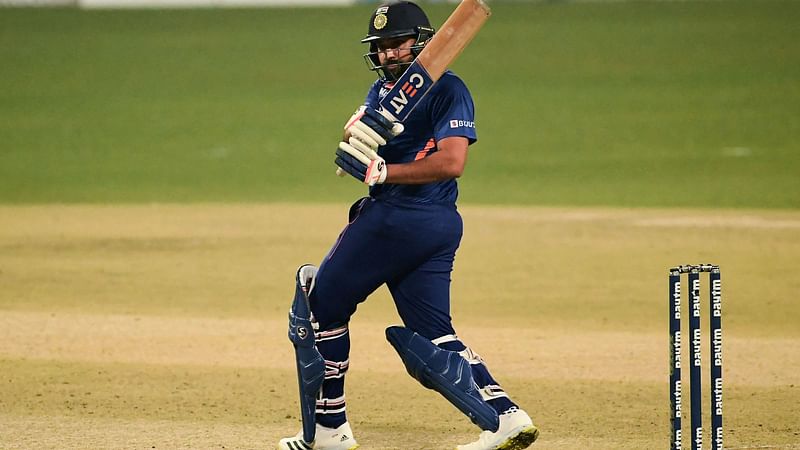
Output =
[{"x1": 1, "y1": 1, "x2": 798, "y2": 207}]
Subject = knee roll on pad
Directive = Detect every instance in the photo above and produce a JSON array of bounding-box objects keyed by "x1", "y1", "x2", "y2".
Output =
[
  {"x1": 432, "y1": 334, "x2": 486, "y2": 365},
  {"x1": 289, "y1": 264, "x2": 325, "y2": 444},
  {"x1": 385, "y1": 326, "x2": 500, "y2": 432},
  {"x1": 432, "y1": 335, "x2": 509, "y2": 402}
]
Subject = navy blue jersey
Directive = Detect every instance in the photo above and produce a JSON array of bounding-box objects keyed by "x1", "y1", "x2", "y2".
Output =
[{"x1": 363, "y1": 70, "x2": 477, "y2": 206}]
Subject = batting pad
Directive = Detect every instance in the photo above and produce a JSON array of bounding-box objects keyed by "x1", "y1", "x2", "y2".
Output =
[
  {"x1": 288, "y1": 264, "x2": 325, "y2": 444},
  {"x1": 385, "y1": 326, "x2": 499, "y2": 432}
]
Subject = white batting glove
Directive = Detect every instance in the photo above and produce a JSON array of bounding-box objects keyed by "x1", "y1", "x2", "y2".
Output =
[
  {"x1": 344, "y1": 106, "x2": 404, "y2": 159},
  {"x1": 335, "y1": 141, "x2": 388, "y2": 186}
]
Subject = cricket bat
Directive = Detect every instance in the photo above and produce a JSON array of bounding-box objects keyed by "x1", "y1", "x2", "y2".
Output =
[{"x1": 379, "y1": 0, "x2": 492, "y2": 122}]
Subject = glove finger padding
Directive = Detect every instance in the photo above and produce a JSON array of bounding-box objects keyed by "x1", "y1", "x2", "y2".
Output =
[
  {"x1": 335, "y1": 143, "x2": 369, "y2": 181},
  {"x1": 350, "y1": 121, "x2": 386, "y2": 151},
  {"x1": 338, "y1": 142, "x2": 371, "y2": 166},
  {"x1": 335, "y1": 156, "x2": 366, "y2": 182},
  {"x1": 345, "y1": 107, "x2": 404, "y2": 153},
  {"x1": 337, "y1": 106, "x2": 399, "y2": 184},
  {"x1": 347, "y1": 134, "x2": 380, "y2": 160},
  {"x1": 360, "y1": 108, "x2": 400, "y2": 140},
  {"x1": 335, "y1": 142, "x2": 387, "y2": 186}
]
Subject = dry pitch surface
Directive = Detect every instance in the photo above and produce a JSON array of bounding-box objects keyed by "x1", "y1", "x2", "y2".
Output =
[{"x1": 1, "y1": 204, "x2": 799, "y2": 449}]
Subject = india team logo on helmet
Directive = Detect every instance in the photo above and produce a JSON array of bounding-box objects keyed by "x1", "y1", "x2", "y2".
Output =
[
  {"x1": 374, "y1": 13, "x2": 388, "y2": 30},
  {"x1": 373, "y1": 6, "x2": 389, "y2": 30}
]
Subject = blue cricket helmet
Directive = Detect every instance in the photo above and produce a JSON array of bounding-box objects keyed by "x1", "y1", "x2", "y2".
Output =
[{"x1": 362, "y1": 1, "x2": 436, "y2": 81}]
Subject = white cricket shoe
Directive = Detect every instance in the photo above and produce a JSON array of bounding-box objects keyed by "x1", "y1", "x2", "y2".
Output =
[
  {"x1": 277, "y1": 422, "x2": 359, "y2": 450},
  {"x1": 456, "y1": 408, "x2": 539, "y2": 450}
]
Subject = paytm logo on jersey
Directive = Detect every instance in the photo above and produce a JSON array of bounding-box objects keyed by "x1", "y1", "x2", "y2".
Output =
[{"x1": 449, "y1": 120, "x2": 475, "y2": 129}]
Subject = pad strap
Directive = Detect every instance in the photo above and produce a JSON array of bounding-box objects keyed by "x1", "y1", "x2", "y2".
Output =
[{"x1": 432, "y1": 334, "x2": 486, "y2": 365}]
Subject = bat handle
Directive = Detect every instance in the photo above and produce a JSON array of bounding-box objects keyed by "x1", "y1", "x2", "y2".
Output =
[
  {"x1": 336, "y1": 167, "x2": 345, "y2": 177},
  {"x1": 377, "y1": 109, "x2": 404, "y2": 136},
  {"x1": 390, "y1": 122, "x2": 404, "y2": 136}
]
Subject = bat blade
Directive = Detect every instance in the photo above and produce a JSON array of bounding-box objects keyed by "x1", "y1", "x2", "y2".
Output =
[{"x1": 378, "y1": 0, "x2": 491, "y2": 122}]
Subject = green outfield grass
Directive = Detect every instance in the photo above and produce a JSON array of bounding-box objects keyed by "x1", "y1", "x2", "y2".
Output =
[{"x1": 1, "y1": 1, "x2": 799, "y2": 208}]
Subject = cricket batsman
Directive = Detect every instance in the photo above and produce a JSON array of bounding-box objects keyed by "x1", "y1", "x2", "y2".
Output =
[{"x1": 279, "y1": 2, "x2": 539, "y2": 449}]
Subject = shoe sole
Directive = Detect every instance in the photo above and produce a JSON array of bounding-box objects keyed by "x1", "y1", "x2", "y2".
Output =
[
  {"x1": 497, "y1": 425, "x2": 539, "y2": 450},
  {"x1": 278, "y1": 440, "x2": 312, "y2": 450},
  {"x1": 278, "y1": 441, "x2": 359, "y2": 450}
]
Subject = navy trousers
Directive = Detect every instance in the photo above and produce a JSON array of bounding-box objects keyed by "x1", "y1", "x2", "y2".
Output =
[
  {"x1": 306, "y1": 197, "x2": 517, "y2": 427},
  {"x1": 309, "y1": 196, "x2": 463, "y2": 340}
]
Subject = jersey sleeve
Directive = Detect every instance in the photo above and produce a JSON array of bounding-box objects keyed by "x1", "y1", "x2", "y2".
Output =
[
  {"x1": 428, "y1": 74, "x2": 477, "y2": 145},
  {"x1": 364, "y1": 80, "x2": 382, "y2": 109}
]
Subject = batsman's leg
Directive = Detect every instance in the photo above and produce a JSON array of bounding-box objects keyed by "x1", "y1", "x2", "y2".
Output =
[
  {"x1": 433, "y1": 334, "x2": 517, "y2": 415},
  {"x1": 385, "y1": 326, "x2": 500, "y2": 432},
  {"x1": 434, "y1": 335, "x2": 538, "y2": 450},
  {"x1": 280, "y1": 265, "x2": 359, "y2": 450},
  {"x1": 385, "y1": 326, "x2": 539, "y2": 449},
  {"x1": 382, "y1": 208, "x2": 538, "y2": 448},
  {"x1": 281, "y1": 198, "x2": 403, "y2": 449},
  {"x1": 286, "y1": 265, "x2": 324, "y2": 444}
]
